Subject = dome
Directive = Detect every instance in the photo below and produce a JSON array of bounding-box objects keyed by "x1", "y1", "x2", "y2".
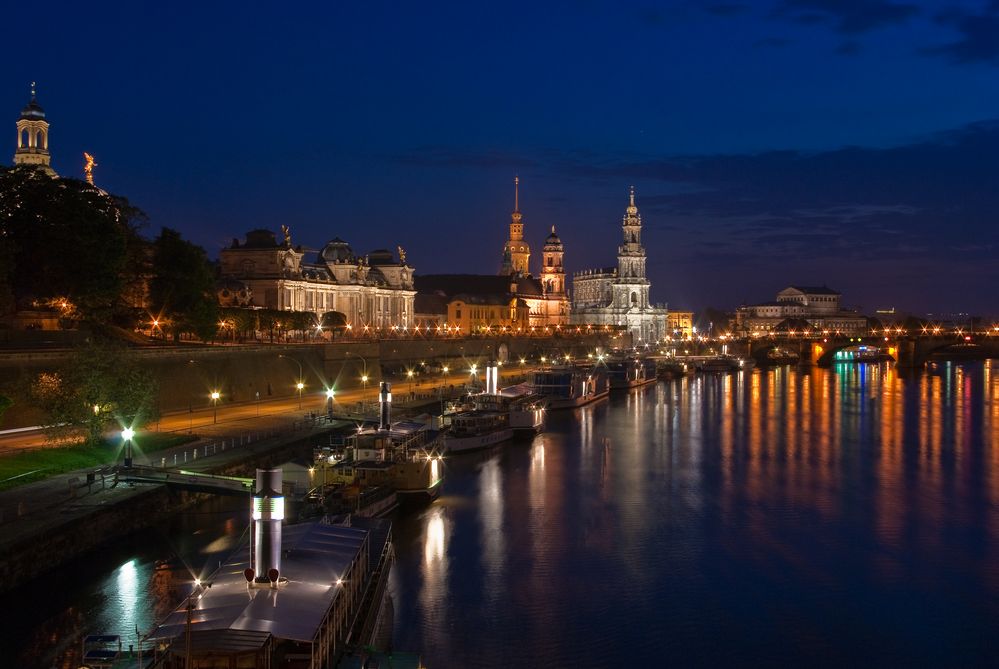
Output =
[
  {"x1": 20, "y1": 98, "x2": 45, "y2": 121},
  {"x1": 544, "y1": 226, "x2": 563, "y2": 248},
  {"x1": 319, "y1": 238, "x2": 355, "y2": 264}
]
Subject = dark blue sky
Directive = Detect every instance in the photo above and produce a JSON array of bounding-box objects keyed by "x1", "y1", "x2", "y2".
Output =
[{"x1": 6, "y1": 0, "x2": 999, "y2": 315}]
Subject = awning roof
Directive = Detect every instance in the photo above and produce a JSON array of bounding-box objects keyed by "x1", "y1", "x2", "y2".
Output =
[{"x1": 150, "y1": 521, "x2": 368, "y2": 644}]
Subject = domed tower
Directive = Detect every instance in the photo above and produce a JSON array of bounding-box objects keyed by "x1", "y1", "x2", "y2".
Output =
[
  {"x1": 539, "y1": 225, "x2": 566, "y2": 297},
  {"x1": 14, "y1": 83, "x2": 55, "y2": 176},
  {"x1": 500, "y1": 176, "x2": 531, "y2": 276}
]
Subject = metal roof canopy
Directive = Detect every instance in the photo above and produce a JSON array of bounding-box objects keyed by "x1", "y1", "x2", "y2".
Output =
[{"x1": 150, "y1": 521, "x2": 369, "y2": 644}]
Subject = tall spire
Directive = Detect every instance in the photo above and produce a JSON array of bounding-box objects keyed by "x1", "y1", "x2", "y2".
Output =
[{"x1": 514, "y1": 175, "x2": 520, "y2": 213}]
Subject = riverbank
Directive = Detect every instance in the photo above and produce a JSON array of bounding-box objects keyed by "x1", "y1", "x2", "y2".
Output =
[{"x1": 0, "y1": 420, "x2": 346, "y2": 595}]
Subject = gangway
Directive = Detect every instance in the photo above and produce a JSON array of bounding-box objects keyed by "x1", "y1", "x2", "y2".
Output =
[{"x1": 114, "y1": 465, "x2": 253, "y2": 495}]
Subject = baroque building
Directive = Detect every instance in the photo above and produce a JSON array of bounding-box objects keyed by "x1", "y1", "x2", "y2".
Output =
[
  {"x1": 495, "y1": 177, "x2": 569, "y2": 326},
  {"x1": 219, "y1": 229, "x2": 415, "y2": 330},
  {"x1": 571, "y1": 188, "x2": 668, "y2": 343},
  {"x1": 734, "y1": 286, "x2": 868, "y2": 335},
  {"x1": 13, "y1": 83, "x2": 56, "y2": 177}
]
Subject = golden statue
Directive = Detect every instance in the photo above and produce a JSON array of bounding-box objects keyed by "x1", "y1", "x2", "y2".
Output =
[
  {"x1": 83, "y1": 152, "x2": 97, "y2": 186},
  {"x1": 280, "y1": 224, "x2": 292, "y2": 246},
  {"x1": 397, "y1": 245, "x2": 407, "y2": 264}
]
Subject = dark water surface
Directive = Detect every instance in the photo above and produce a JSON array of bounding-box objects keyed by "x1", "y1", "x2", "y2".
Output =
[
  {"x1": 4, "y1": 362, "x2": 998, "y2": 667},
  {"x1": 389, "y1": 362, "x2": 999, "y2": 667}
]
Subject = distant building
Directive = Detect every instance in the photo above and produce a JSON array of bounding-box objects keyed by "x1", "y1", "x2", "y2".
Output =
[
  {"x1": 218, "y1": 229, "x2": 415, "y2": 330},
  {"x1": 12, "y1": 82, "x2": 56, "y2": 177},
  {"x1": 735, "y1": 286, "x2": 868, "y2": 335},
  {"x1": 414, "y1": 274, "x2": 539, "y2": 334},
  {"x1": 667, "y1": 310, "x2": 694, "y2": 338},
  {"x1": 497, "y1": 177, "x2": 570, "y2": 326},
  {"x1": 571, "y1": 188, "x2": 668, "y2": 343}
]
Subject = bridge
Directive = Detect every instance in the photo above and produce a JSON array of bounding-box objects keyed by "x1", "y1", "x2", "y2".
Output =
[
  {"x1": 114, "y1": 465, "x2": 254, "y2": 495},
  {"x1": 732, "y1": 333, "x2": 999, "y2": 368}
]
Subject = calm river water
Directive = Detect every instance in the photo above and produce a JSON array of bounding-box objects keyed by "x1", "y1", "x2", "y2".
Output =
[{"x1": 5, "y1": 361, "x2": 999, "y2": 667}]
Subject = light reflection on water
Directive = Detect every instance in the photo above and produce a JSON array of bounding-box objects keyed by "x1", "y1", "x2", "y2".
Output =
[
  {"x1": 4, "y1": 363, "x2": 998, "y2": 667},
  {"x1": 390, "y1": 362, "x2": 999, "y2": 668}
]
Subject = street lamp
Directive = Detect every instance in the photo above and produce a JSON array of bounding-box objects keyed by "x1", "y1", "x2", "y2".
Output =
[
  {"x1": 407, "y1": 369, "x2": 414, "y2": 400},
  {"x1": 278, "y1": 354, "x2": 305, "y2": 406},
  {"x1": 122, "y1": 427, "x2": 135, "y2": 468},
  {"x1": 211, "y1": 391, "x2": 220, "y2": 424},
  {"x1": 325, "y1": 387, "x2": 335, "y2": 418}
]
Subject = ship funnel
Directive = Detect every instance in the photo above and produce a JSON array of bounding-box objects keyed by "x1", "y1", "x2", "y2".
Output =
[
  {"x1": 252, "y1": 468, "x2": 284, "y2": 585},
  {"x1": 486, "y1": 360, "x2": 499, "y2": 395},
  {"x1": 379, "y1": 382, "x2": 392, "y2": 430}
]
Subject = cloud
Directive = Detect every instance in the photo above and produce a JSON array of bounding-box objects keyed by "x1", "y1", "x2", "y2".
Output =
[
  {"x1": 923, "y1": 4, "x2": 999, "y2": 65},
  {"x1": 772, "y1": 0, "x2": 919, "y2": 34},
  {"x1": 552, "y1": 119, "x2": 999, "y2": 271}
]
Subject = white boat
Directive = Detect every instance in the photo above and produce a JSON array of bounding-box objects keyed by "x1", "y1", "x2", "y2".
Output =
[
  {"x1": 444, "y1": 410, "x2": 513, "y2": 453},
  {"x1": 479, "y1": 384, "x2": 547, "y2": 433},
  {"x1": 530, "y1": 366, "x2": 610, "y2": 410}
]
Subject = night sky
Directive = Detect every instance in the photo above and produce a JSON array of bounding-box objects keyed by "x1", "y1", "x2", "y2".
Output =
[{"x1": 6, "y1": 1, "x2": 999, "y2": 315}]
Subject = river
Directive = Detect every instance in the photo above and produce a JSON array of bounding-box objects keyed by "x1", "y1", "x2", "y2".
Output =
[{"x1": 5, "y1": 361, "x2": 998, "y2": 667}]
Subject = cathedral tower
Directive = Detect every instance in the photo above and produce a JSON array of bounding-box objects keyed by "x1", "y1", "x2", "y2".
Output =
[
  {"x1": 614, "y1": 186, "x2": 649, "y2": 308},
  {"x1": 14, "y1": 83, "x2": 55, "y2": 176},
  {"x1": 539, "y1": 225, "x2": 566, "y2": 297},
  {"x1": 501, "y1": 176, "x2": 531, "y2": 275}
]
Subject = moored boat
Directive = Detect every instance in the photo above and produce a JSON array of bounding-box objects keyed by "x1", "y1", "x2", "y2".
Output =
[
  {"x1": 444, "y1": 409, "x2": 513, "y2": 453},
  {"x1": 607, "y1": 357, "x2": 658, "y2": 389},
  {"x1": 530, "y1": 366, "x2": 609, "y2": 410}
]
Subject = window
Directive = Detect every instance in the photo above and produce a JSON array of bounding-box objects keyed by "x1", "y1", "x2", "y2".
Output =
[{"x1": 456, "y1": 309, "x2": 462, "y2": 319}]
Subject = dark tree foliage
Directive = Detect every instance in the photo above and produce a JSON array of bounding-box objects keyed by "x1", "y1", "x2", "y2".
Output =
[
  {"x1": 0, "y1": 166, "x2": 147, "y2": 321},
  {"x1": 0, "y1": 394, "x2": 12, "y2": 426},
  {"x1": 27, "y1": 338, "x2": 158, "y2": 445},
  {"x1": 148, "y1": 227, "x2": 218, "y2": 341}
]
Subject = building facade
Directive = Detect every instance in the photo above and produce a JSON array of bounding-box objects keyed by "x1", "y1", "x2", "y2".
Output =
[
  {"x1": 219, "y1": 229, "x2": 416, "y2": 331},
  {"x1": 571, "y1": 188, "x2": 668, "y2": 343},
  {"x1": 667, "y1": 310, "x2": 694, "y2": 338},
  {"x1": 415, "y1": 274, "x2": 542, "y2": 333},
  {"x1": 496, "y1": 177, "x2": 570, "y2": 326},
  {"x1": 734, "y1": 286, "x2": 868, "y2": 335}
]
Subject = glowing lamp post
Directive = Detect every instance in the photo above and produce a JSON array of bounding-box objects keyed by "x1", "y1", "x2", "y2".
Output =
[
  {"x1": 296, "y1": 382, "x2": 305, "y2": 410},
  {"x1": 122, "y1": 427, "x2": 135, "y2": 469},
  {"x1": 325, "y1": 387, "x2": 335, "y2": 417},
  {"x1": 211, "y1": 391, "x2": 220, "y2": 424}
]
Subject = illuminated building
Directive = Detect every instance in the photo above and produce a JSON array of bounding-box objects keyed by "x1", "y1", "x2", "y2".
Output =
[
  {"x1": 495, "y1": 177, "x2": 569, "y2": 326},
  {"x1": 13, "y1": 82, "x2": 57, "y2": 177},
  {"x1": 571, "y1": 188, "x2": 668, "y2": 344},
  {"x1": 219, "y1": 229, "x2": 415, "y2": 330},
  {"x1": 667, "y1": 310, "x2": 694, "y2": 338},
  {"x1": 735, "y1": 286, "x2": 868, "y2": 335},
  {"x1": 500, "y1": 176, "x2": 531, "y2": 276}
]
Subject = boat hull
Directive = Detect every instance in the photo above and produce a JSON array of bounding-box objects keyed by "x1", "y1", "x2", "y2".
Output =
[{"x1": 444, "y1": 427, "x2": 515, "y2": 453}]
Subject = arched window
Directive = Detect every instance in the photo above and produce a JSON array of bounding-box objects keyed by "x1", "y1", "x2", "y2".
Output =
[{"x1": 631, "y1": 292, "x2": 638, "y2": 304}]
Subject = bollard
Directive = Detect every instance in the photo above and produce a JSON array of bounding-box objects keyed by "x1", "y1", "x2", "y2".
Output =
[
  {"x1": 161, "y1": 457, "x2": 166, "y2": 468},
  {"x1": 184, "y1": 452, "x2": 188, "y2": 463},
  {"x1": 193, "y1": 449, "x2": 198, "y2": 460}
]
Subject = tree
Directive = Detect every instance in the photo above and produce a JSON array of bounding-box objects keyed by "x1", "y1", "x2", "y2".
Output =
[
  {"x1": 28, "y1": 339, "x2": 158, "y2": 445},
  {"x1": 148, "y1": 227, "x2": 218, "y2": 342},
  {"x1": 0, "y1": 166, "x2": 147, "y2": 322},
  {"x1": 0, "y1": 394, "x2": 12, "y2": 426}
]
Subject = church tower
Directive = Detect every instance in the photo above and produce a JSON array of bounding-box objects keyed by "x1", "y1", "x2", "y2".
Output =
[
  {"x1": 539, "y1": 226, "x2": 566, "y2": 297},
  {"x1": 13, "y1": 83, "x2": 55, "y2": 176},
  {"x1": 614, "y1": 186, "x2": 650, "y2": 309},
  {"x1": 501, "y1": 176, "x2": 531, "y2": 275}
]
